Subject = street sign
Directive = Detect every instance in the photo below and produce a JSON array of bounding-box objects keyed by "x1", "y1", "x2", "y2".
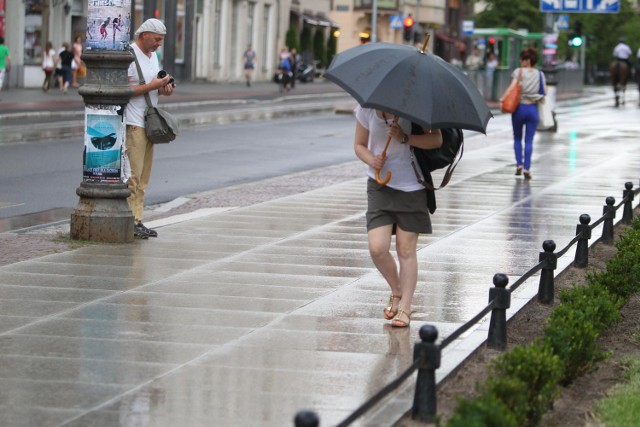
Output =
[
  {"x1": 555, "y1": 14, "x2": 570, "y2": 30},
  {"x1": 390, "y1": 15, "x2": 403, "y2": 30},
  {"x1": 540, "y1": 0, "x2": 619, "y2": 13},
  {"x1": 462, "y1": 20, "x2": 474, "y2": 36}
]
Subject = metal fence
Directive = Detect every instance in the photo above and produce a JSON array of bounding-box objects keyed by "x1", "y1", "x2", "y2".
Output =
[{"x1": 294, "y1": 181, "x2": 640, "y2": 427}]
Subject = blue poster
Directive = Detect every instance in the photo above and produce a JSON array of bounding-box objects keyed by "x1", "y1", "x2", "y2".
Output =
[{"x1": 84, "y1": 107, "x2": 124, "y2": 182}]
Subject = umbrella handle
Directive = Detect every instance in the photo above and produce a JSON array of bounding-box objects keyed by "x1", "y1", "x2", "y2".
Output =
[{"x1": 374, "y1": 115, "x2": 399, "y2": 186}]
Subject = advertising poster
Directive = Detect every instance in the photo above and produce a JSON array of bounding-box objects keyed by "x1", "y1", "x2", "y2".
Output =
[
  {"x1": 86, "y1": 0, "x2": 132, "y2": 51},
  {"x1": 83, "y1": 106, "x2": 124, "y2": 182}
]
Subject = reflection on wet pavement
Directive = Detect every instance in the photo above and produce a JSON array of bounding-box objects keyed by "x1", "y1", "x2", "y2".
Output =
[{"x1": 1, "y1": 96, "x2": 640, "y2": 426}]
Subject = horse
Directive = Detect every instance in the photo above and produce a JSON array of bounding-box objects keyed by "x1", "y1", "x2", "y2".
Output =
[{"x1": 609, "y1": 59, "x2": 629, "y2": 107}]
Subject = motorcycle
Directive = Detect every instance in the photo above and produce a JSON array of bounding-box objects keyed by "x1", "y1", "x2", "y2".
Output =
[{"x1": 296, "y1": 62, "x2": 315, "y2": 83}]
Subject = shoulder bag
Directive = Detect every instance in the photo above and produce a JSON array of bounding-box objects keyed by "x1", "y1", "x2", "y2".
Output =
[
  {"x1": 500, "y1": 68, "x2": 522, "y2": 114},
  {"x1": 536, "y1": 70, "x2": 554, "y2": 130},
  {"x1": 132, "y1": 52, "x2": 179, "y2": 144}
]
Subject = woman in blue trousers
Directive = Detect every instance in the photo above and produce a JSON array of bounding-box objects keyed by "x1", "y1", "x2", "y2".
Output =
[{"x1": 502, "y1": 48, "x2": 546, "y2": 180}]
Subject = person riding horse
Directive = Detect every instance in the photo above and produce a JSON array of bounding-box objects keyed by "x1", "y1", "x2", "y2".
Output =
[{"x1": 611, "y1": 37, "x2": 632, "y2": 107}]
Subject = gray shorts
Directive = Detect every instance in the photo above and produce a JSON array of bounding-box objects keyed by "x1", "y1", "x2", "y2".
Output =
[{"x1": 366, "y1": 178, "x2": 432, "y2": 234}]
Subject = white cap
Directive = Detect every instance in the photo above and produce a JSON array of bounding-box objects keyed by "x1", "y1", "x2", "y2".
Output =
[{"x1": 135, "y1": 19, "x2": 167, "y2": 36}]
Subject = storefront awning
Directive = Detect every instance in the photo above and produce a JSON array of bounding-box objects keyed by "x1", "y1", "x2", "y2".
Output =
[{"x1": 292, "y1": 10, "x2": 340, "y2": 28}]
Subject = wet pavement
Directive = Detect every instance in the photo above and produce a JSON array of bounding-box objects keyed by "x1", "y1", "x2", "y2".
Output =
[{"x1": 1, "y1": 85, "x2": 640, "y2": 426}]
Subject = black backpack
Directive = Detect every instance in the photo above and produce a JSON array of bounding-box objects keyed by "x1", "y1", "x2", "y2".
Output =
[{"x1": 410, "y1": 127, "x2": 464, "y2": 191}]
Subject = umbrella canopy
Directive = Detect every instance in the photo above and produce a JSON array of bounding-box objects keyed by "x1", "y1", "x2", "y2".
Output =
[{"x1": 324, "y1": 42, "x2": 493, "y2": 133}]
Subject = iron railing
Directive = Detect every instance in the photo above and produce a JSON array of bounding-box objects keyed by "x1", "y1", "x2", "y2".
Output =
[{"x1": 294, "y1": 180, "x2": 640, "y2": 427}]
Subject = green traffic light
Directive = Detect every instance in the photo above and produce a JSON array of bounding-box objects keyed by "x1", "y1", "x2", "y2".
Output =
[{"x1": 570, "y1": 36, "x2": 583, "y2": 47}]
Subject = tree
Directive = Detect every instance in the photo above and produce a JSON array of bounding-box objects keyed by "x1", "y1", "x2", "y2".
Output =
[
  {"x1": 286, "y1": 27, "x2": 299, "y2": 52},
  {"x1": 300, "y1": 26, "x2": 312, "y2": 53},
  {"x1": 313, "y1": 28, "x2": 326, "y2": 68},
  {"x1": 474, "y1": 0, "x2": 543, "y2": 33},
  {"x1": 327, "y1": 30, "x2": 337, "y2": 66}
]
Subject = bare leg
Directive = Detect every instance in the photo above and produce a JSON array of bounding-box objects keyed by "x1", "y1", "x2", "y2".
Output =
[
  {"x1": 394, "y1": 227, "x2": 419, "y2": 313},
  {"x1": 368, "y1": 225, "x2": 401, "y2": 297}
]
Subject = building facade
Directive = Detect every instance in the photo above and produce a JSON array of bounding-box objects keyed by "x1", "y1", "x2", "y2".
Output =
[{"x1": 2, "y1": 0, "x2": 466, "y2": 88}]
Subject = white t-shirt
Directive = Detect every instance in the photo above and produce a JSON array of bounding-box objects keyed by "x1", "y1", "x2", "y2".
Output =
[
  {"x1": 355, "y1": 106, "x2": 424, "y2": 192},
  {"x1": 613, "y1": 43, "x2": 632, "y2": 59},
  {"x1": 125, "y1": 43, "x2": 160, "y2": 127}
]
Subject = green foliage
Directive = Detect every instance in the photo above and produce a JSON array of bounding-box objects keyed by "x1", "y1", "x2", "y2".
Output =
[
  {"x1": 313, "y1": 28, "x2": 326, "y2": 68},
  {"x1": 327, "y1": 31, "x2": 337, "y2": 66},
  {"x1": 594, "y1": 357, "x2": 640, "y2": 425},
  {"x1": 300, "y1": 26, "x2": 312, "y2": 53},
  {"x1": 285, "y1": 27, "x2": 299, "y2": 52},
  {"x1": 587, "y1": 228, "x2": 640, "y2": 299},
  {"x1": 543, "y1": 304, "x2": 607, "y2": 385},
  {"x1": 474, "y1": 0, "x2": 543, "y2": 32},
  {"x1": 489, "y1": 342, "x2": 563, "y2": 424},
  {"x1": 445, "y1": 393, "x2": 518, "y2": 427},
  {"x1": 482, "y1": 377, "x2": 529, "y2": 426},
  {"x1": 558, "y1": 283, "x2": 622, "y2": 330}
]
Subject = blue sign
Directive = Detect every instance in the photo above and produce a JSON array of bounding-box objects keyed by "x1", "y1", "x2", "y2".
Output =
[
  {"x1": 555, "y1": 15, "x2": 569, "y2": 30},
  {"x1": 540, "y1": 0, "x2": 619, "y2": 13},
  {"x1": 390, "y1": 15, "x2": 403, "y2": 30}
]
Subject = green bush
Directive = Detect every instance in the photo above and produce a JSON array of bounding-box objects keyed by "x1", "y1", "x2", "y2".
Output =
[
  {"x1": 544, "y1": 304, "x2": 606, "y2": 385},
  {"x1": 285, "y1": 27, "x2": 299, "y2": 52},
  {"x1": 482, "y1": 376, "x2": 529, "y2": 426},
  {"x1": 489, "y1": 341, "x2": 563, "y2": 425},
  {"x1": 558, "y1": 283, "x2": 622, "y2": 331},
  {"x1": 445, "y1": 393, "x2": 518, "y2": 427},
  {"x1": 313, "y1": 28, "x2": 326, "y2": 67}
]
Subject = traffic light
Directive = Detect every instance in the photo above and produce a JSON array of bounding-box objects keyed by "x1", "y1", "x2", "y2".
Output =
[
  {"x1": 488, "y1": 38, "x2": 496, "y2": 54},
  {"x1": 569, "y1": 35, "x2": 583, "y2": 47},
  {"x1": 403, "y1": 15, "x2": 414, "y2": 42}
]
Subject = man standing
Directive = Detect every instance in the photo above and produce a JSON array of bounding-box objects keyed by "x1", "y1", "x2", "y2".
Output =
[
  {"x1": 0, "y1": 36, "x2": 11, "y2": 93},
  {"x1": 125, "y1": 19, "x2": 175, "y2": 239}
]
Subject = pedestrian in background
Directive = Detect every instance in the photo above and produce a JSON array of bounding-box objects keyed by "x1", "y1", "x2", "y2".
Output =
[
  {"x1": 71, "y1": 36, "x2": 83, "y2": 87},
  {"x1": 41, "y1": 41, "x2": 56, "y2": 92},
  {"x1": 353, "y1": 106, "x2": 442, "y2": 328},
  {"x1": 484, "y1": 52, "x2": 498, "y2": 99},
  {"x1": 289, "y1": 47, "x2": 299, "y2": 89},
  {"x1": 243, "y1": 44, "x2": 256, "y2": 87},
  {"x1": 125, "y1": 18, "x2": 175, "y2": 239},
  {"x1": 56, "y1": 42, "x2": 74, "y2": 94},
  {"x1": 501, "y1": 47, "x2": 546, "y2": 180},
  {"x1": 0, "y1": 36, "x2": 11, "y2": 94}
]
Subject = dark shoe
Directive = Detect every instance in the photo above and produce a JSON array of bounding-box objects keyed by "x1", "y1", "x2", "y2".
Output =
[
  {"x1": 137, "y1": 222, "x2": 158, "y2": 237},
  {"x1": 523, "y1": 170, "x2": 532, "y2": 180},
  {"x1": 134, "y1": 224, "x2": 149, "y2": 239},
  {"x1": 515, "y1": 166, "x2": 523, "y2": 176}
]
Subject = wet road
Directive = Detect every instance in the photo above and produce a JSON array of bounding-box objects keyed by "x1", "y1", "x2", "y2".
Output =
[{"x1": 0, "y1": 86, "x2": 639, "y2": 426}]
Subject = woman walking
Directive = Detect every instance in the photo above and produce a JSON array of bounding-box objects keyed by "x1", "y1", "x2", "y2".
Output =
[
  {"x1": 353, "y1": 106, "x2": 442, "y2": 327},
  {"x1": 501, "y1": 47, "x2": 546, "y2": 180},
  {"x1": 41, "y1": 41, "x2": 56, "y2": 92}
]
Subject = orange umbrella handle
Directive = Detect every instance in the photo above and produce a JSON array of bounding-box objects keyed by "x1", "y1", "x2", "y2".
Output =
[{"x1": 375, "y1": 115, "x2": 399, "y2": 186}]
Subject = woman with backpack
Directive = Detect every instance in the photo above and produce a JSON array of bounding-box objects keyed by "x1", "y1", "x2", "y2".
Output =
[{"x1": 353, "y1": 106, "x2": 442, "y2": 327}]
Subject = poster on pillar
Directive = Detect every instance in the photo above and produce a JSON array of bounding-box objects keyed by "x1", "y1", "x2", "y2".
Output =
[
  {"x1": 83, "y1": 106, "x2": 124, "y2": 183},
  {"x1": 86, "y1": 0, "x2": 132, "y2": 51}
]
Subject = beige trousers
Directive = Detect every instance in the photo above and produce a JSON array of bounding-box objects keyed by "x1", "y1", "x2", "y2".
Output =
[{"x1": 125, "y1": 125, "x2": 154, "y2": 223}]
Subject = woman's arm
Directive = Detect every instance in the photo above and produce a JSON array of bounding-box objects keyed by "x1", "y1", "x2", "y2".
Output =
[
  {"x1": 388, "y1": 123, "x2": 443, "y2": 150},
  {"x1": 500, "y1": 77, "x2": 519, "y2": 101},
  {"x1": 354, "y1": 121, "x2": 385, "y2": 170}
]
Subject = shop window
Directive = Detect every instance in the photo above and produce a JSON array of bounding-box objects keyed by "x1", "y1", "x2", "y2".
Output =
[{"x1": 25, "y1": 0, "x2": 44, "y2": 64}]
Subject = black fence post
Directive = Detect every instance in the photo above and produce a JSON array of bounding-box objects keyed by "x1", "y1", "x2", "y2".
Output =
[
  {"x1": 574, "y1": 214, "x2": 592, "y2": 268},
  {"x1": 411, "y1": 324, "x2": 441, "y2": 423},
  {"x1": 487, "y1": 273, "x2": 511, "y2": 351},
  {"x1": 601, "y1": 196, "x2": 616, "y2": 244},
  {"x1": 623, "y1": 181, "x2": 634, "y2": 224},
  {"x1": 294, "y1": 410, "x2": 319, "y2": 427},
  {"x1": 538, "y1": 240, "x2": 557, "y2": 304}
]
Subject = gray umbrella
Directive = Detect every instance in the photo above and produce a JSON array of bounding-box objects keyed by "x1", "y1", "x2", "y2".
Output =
[{"x1": 324, "y1": 42, "x2": 493, "y2": 134}]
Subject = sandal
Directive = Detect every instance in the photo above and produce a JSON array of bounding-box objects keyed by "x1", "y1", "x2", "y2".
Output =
[
  {"x1": 523, "y1": 170, "x2": 532, "y2": 180},
  {"x1": 391, "y1": 309, "x2": 412, "y2": 328},
  {"x1": 383, "y1": 294, "x2": 401, "y2": 320},
  {"x1": 515, "y1": 166, "x2": 523, "y2": 176}
]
